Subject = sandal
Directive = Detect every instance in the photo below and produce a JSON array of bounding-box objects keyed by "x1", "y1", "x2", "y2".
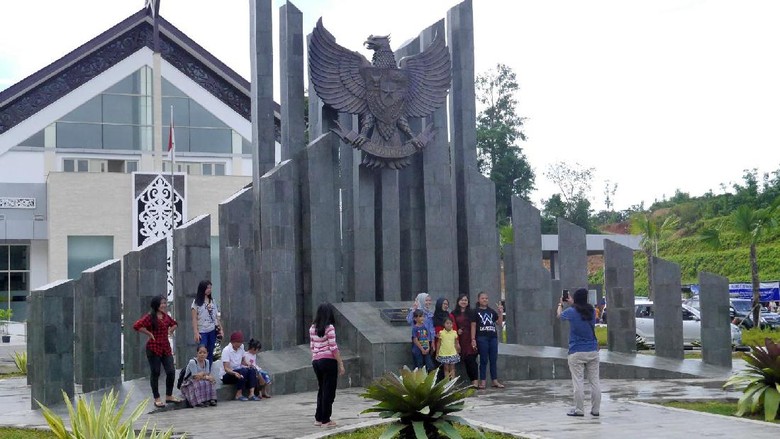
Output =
[
  {"x1": 492, "y1": 383, "x2": 505, "y2": 389},
  {"x1": 165, "y1": 397, "x2": 183, "y2": 403},
  {"x1": 154, "y1": 401, "x2": 166, "y2": 408}
]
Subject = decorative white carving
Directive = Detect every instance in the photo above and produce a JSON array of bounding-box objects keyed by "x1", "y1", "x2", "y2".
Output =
[
  {"x1": 137, "y1": 176, "x2": 182, "y2": 242},
  {"x1": 0, "y1": 197, "x2": 36, "y2": 209}
]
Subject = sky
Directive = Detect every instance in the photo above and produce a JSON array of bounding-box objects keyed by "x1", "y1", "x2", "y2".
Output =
[{"x1": 2, "y1": 0, "x2": 779, "y2": 212}]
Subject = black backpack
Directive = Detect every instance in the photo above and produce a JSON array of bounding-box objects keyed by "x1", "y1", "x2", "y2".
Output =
[{"x1": 176, "y1": 361, "x2": 193, "y2": 389}]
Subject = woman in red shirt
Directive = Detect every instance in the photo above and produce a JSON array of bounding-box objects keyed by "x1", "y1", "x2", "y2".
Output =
[
  {"x1": 452, "y1": 293, "x2": 478, "y2": 388},
  {"x1": 133, "y1": 295, "x2": 180, "y2": 408}
]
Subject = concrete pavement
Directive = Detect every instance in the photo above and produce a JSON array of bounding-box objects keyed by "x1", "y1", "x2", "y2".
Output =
[{"x1": 2, "y1": 374, "x2": 779, "y2": 438}]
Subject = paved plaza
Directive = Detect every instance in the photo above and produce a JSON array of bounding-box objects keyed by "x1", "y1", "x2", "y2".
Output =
[{"x1": 2, "y1": 369, "x2": 780, "y2": 438}]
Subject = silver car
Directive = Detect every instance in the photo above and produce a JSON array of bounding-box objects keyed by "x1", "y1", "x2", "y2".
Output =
[{"x1": 635, "y1": 302, "x2": 742, "y2": 347}]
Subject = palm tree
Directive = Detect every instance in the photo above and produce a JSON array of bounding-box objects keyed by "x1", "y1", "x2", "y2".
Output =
[
  {"x1": 700, "y1": 202, "x2": 780, "y2": 325},
  {"x1": 630, "y1": 213, "x2": 679, "y2": 300}
]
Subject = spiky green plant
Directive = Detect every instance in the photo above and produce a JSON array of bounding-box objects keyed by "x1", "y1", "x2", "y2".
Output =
[
  {"x1": 723, "y1": 337, "x2": 780, "y2": 421},
  {"x1": 37, "y1": 389, "x2": 180, "y2": 439},
  {"x1": 361, "y1": 367, "x2": 481, "y2": 439},
  {"x1": 12, "y1": 351, "x2": 26, "y2": 375}
]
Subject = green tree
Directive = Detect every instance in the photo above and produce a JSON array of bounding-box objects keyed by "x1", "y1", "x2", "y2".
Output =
[
  {"x1": 700, "y1": 202, "x2": 780, "y2": 324},
  {"x1": 476, "y1": 63, "x2": 535, "y2": 223},
  {"x1": 630, "y1": 213, "x2": 679, "y2": 300},
  {"x1": 541, "y1": 161, "x2": 595, "y2": 232}
]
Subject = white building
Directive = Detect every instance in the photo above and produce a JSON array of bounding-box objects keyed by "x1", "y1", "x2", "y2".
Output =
[{"x1": 0, "y1": 7, "x2": 279, "y2": 320}]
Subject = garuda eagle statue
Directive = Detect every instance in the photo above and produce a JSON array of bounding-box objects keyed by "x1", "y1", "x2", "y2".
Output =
[{"x1": 308, "y1": 19, "x2": 451, "y2": 169}]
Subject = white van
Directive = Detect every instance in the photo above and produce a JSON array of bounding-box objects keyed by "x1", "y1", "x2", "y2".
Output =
[{"x1": 634, "y1": 302, "x2": 742, "y2": 347}]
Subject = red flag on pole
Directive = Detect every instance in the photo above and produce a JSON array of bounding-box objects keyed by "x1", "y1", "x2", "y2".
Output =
[{"x1": 168, "y1": 107, "x2": 175, "y2": 162}]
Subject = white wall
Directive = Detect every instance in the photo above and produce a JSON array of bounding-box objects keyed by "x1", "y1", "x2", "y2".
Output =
[{"x1": 0, "y1": 150, "x2": 45, "y2": 183}]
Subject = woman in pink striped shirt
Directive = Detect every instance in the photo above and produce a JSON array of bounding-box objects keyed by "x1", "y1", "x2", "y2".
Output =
[{"x1": 310, "y1": 302, "x2": 346, "y2": 427}]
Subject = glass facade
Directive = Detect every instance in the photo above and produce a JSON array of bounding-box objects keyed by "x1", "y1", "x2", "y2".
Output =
[
  {"x1": 20, "y1": 67, "x2": 248, "y2": 157},
  {"x1": 67, "y1": 236, "x2": 113, "y2": 280},
  {"x1": 0, "y1": 244, "x2": 30, "y2": 322}
]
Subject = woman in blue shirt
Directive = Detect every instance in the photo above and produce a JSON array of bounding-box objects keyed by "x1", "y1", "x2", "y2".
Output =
[{"x1": 557, "y1": 288, "x2": 601, "y2": 417}]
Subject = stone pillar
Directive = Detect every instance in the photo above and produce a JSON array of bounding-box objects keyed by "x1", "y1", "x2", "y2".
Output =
[
  {"x1": 603, "y1": 240, "x2": 636, "y2": 353},
  {"x1": 652, "y1": 257, "x2": 683, "y2": 360},
  {"x1": 557, "y1": 219, "x2": 588, "y2": 349},
  {"x1": 354, "y1": 167, "x2": 376, "y2": 301},
  {"x1": 173, "y1": 214, "x2": 211, "y2": 366},
  {"x1": 503, "y1": 244, "x2": 515, "y2": 342},
  {"x1": 699, "y1": 272, "x2": 732, "y2": 368},
  {"x1": 250, "y1": 0, "x2": 276, "y2": 180},
  {"x1": 123, "y1": 236, "x2": 168, "y2": 381},
  {"x1": 378, "y1": 169, "x2": 401, "y2": 300},
  {"x1": 448, "y1": 0, "x2": 500, "y2": 298},
  {"x1": 420, "y1": 20, "x2": 458, "y2": 298},
  {"x1": 219, "y1": 187, "x2": 256, "y2": 341},
  {"x1": 259, "y1": 160, "x2": 302, "y2": 350},
  {"x1": 338, "y1": 113, "x2": 358, "y2": 302},
  {"x1": 509, "y1": 197, "x2": 554, "y2": 346},
  {"x1": 302, "y1": 132, "x2": 342, "y2": 328},
  {"x1": 29, "y1": 280, "x2": 74, "y2": 409},
  {"x1": 279, "y1": 1, "x2": 304, "y2": 161},
  {"x1": 75, "y1": 259, "x2": 122, "y2": 393}
]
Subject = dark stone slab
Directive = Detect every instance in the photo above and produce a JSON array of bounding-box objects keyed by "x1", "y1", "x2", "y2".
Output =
[
  {"x1": 279, "y1": 1, "x2": 305, "y2": 161},
  {"x1": 699, "y1": 271, "x2": 732, "y2": 368},
  {"x1": 123, "y1": 236, "x2": 168, "y2": 381},
  {"x1": 29, "y1": 279, "x2": 74, "y2": 409},
  {"x1": 173, "y1": 215, "x2": 211, "y2": 367},
  {"x1": 604, "y1": 240, "x2": 636, "y2": 353},
  {"x1": 557, "y1": 219, "x2": 588, "y2": 349},
  {"x1": 652, "y1": 257, "x2": 684, "y2": 360}
]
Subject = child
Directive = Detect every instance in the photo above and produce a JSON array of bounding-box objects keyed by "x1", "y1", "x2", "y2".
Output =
[
  {"x1": 411, "y1": 309, "x2": 435, "y2": 372},
  {"x1": 436, "y1": 317, "x2": 461, "y2": 379},
  {"x1": 244, "y1": 338, "x2": 273, "y2": 398}
]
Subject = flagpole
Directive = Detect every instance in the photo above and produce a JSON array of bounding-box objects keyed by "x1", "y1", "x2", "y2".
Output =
[{"x1": 169, "y1": 105, "x2": 175, "y2": 302}]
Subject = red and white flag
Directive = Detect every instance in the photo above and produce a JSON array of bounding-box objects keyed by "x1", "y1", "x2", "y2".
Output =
[{"x1": 168, "y1": 106, "x2": 175, "y2": 162}]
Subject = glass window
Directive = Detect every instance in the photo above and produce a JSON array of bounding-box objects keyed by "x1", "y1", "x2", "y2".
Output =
[
  {"x1": 203, "y1": 163, "x2": 212, "y2": 175},
  {"x1": 77, "y1": 160, "x2": 88, "y2": 172},
  {"x1": 126, "y1": 161, "x2": 138, "y2": 173},
  {"x1": 9, "y1": 272, "x2": 28, "y2": 293},
  {"x1": 214, "y1": 163, "x2": 225, "y2": 176},
  {"x1": 162, "y1": 97, "x2": 189, "y2": 126},
  {"x1": 67, "y1": 236, "x2": 113, "y2": 280},
  {"x1": 189, "y1": 100, "x2": 227, "y2": 128},
  {"x1": 102, "y1": 95, "x2": 141, "y2": 124},
  {"x1": 57, "y1": 123, "x2": 102, "y2": 149},
  {"x1": 0, "y1": 247, "x2": 7, "y2": 271},
  {"x1": 9, "y1": 246, "x2": 28, "y2": 270},
  {"x1": 21, "y1": 130, "x2": 45, "y2": 147},
  {"x1": 162, "y1": 78, "x2": 187, "y2": 97},
  {"x1": 104, "y1": 69, "x2": 148, "y2": 95},
  {"x1": 63, "y1": 159, "x2": 74, "y2": 172},
  {"x1": 60, "y1": 96, "x2": 102, "y2": 122},
  {"x1": 242, "y1": 136, "x2": 253, "y2": 155},
  {"x1": 189, "y1": 128, "x2": 231, "y2": 153},
  {"x1": 103, "y1": 124, "x2": 138, "y2": 150}
]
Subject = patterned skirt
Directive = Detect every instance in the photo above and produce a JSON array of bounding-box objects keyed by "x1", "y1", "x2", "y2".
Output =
[
  {"x1": 437, "y1": 354, "x2": 461, "y2": 365},
  {"x1": 181, "y1": 378, "x2": 217, "y2": 406}
]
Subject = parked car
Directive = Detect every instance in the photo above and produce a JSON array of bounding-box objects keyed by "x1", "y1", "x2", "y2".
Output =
[
  {"x1": 634, "y1": 302, "x2": 742, "y2": 347},
  {"x1": 730, "y1": 299, "x2": 779, "y2": 329}
]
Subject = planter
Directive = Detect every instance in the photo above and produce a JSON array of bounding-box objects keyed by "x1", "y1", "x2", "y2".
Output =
[{"x1": 1, "y1": 335, "x2": 9, "y2": 343}]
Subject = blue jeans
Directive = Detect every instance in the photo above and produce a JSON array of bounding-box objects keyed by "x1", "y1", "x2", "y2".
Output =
[
  {"x1": 477, "y1": 335, "x2": 498, "y2": 381},
  {"x1": 411, "y1": 345, "x2": 435, "y2": 372},
  {"x1": 200, "y1": 329, "x2": 217, "y2": 369}
]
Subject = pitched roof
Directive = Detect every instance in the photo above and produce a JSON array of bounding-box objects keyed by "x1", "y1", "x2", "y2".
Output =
[{"x1": 0, "y1": 7, "x2": 279, "y2": 136}]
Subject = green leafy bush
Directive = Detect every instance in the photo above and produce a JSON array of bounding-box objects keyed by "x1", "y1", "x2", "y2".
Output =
[
  {"x1": 12, "y1": 351, "x2": 26, "y2": 375},
  {"x1": 361, "y1": 367, "x2": 480, "y2": 439},
  {"x1": 37, "y1": 389, "x2": 179, "y2": 439},
  {"x1": 741, "y1": 328, "x2": 780, "y2": 347},
  {"x1": 723, "y1": 338, "x2": 780, "y2": 421}
]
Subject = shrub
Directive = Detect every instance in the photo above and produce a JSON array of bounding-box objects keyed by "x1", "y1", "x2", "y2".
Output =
[
  {"x1": 741, "y1": 328, "x2": 780, "y2": 347},
  {"x1": 723, "y1": 338, "x2": 780, "y2": 421},
  {"x1": 37, "y1": 389, "x2": 179, "y2": 439},
  {"x1": 12, "y1": 351, "x2": 26, "y2": 375},
  {"x1": 361, "y1": 366, "x2": 480, "y2": 439}
]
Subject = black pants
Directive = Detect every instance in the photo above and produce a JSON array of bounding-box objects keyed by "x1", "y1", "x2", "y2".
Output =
[
  {"x1": 146, "y1": 352, "x2": 175, "y2": 399},
  {"x1": 462, "y1": 354, "x2": 478, "y2": 382},
  {"x1": 312, "y1": 359, "x2": 339, "y2": 423},
  {"x1": 222, "y1": 367, "x2": 257, "y2": 396}
]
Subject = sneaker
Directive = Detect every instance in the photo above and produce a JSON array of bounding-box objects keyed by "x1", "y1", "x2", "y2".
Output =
[
  {"x1": 236, "y1": 396, "x2": 249, "y2": 401},
  {"x1": 591, "y1": 411, "x2": 600, "y2": 417},
  {"x1": 209, "y1": 400, "x2": 217, "y2": 406},
  {"x1": 566, "y1": 409, "x2": 584, "y2": 417},
  {"x1": 250, "y1": 396, "x2": 262, "y2": 401}
]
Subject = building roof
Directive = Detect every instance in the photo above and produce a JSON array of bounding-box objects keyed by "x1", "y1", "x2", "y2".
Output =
[{"x1": 0, "y1": 7, "x2": 280, "y2": 136}]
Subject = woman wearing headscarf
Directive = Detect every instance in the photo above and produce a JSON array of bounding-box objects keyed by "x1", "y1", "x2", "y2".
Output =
[
  {"x1": 557, "y1": 287, "x2": 601, "y2": 417},
  {"x1": 406, "y1": 293, "x2": 436, "y2": 354},
  {"x1": 432, "y1": 297, "x2": 458, "y2": 335}
]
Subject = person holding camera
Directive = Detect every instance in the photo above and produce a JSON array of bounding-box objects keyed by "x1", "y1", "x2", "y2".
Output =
[{"x1": 557, "y1": 288, "x2": 601, "y2": 417}]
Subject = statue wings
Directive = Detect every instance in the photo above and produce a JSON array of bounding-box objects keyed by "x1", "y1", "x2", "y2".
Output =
[
  {"x1": 308, "y1": 19, "x2": 451, "y2": 120},
  {"x1": 309, "y1": 19, "x2": 371, "y2": 115}
]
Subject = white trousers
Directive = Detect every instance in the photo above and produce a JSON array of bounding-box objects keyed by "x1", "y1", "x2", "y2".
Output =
[{"x1": 567, "y1": 351, "x2": 601, "y2": 414}]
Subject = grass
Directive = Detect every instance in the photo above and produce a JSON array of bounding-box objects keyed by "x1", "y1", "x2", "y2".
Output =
[
  {"x1": 326, "y1": 423, "x2": 519, "y2": 438},
  {"x1": 658, "y1": 400, "x2": 780, "y2": 423},
  {"x1": 0, "y1": 427, "x2": 56, "y2": 438},
  {"x1": 0, "y1": 371, "x2": 26, "y2": 379}
]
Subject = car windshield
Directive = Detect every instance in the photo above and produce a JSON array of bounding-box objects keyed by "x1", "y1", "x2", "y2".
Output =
[{"x1": 732, "y1": 300, "x2": 752, "y2": 312}]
